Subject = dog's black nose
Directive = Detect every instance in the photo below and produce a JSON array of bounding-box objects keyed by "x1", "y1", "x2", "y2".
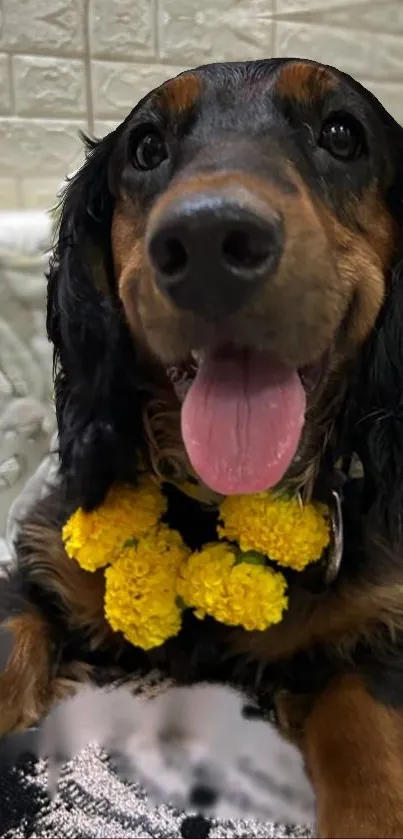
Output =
[{"x1": 147, "y1": 192, "x2": 283, "y2": 321}]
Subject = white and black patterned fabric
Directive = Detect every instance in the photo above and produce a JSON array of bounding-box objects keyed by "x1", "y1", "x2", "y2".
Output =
[{"x1": 0, "y1": 746, "x2": 313, "y2": 839}]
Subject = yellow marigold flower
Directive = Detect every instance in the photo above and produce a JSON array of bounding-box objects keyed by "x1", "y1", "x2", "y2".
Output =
[
  {"x1": 104, "y1": 525, "x2": 189, "y2": 650},
  {"x1": 62, "y1": 476, "x2": 332, "y2": 648},
  {"x1": 177, "y1": 543, "x2": 235, "y2": 617},
  {"x1": 177, "y1": 543, "x2": 288, "y2": 631},
  {"x1": 62, "y1": 478, "x2": 166, "y2": 572},
  {"x1": 217, "y1": 561, "x2": 288, "y2": 630},
  {"x1": 219, "y1": 492, "x2": 330, "y2": 571}
]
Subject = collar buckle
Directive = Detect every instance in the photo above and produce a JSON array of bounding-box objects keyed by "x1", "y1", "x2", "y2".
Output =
[{"x1": 324, "y1": 488, "x2": 343, "y2": 585}]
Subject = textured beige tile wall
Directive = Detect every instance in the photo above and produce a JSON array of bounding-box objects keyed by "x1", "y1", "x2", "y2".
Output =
[{"x1": 0, "y1": 0, "x2": 402, "y2": 210}]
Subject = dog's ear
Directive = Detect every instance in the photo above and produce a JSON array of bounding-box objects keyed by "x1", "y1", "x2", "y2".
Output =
[
  {"x1": 354, "y1": 264, "x2": 403, "y2": 539},
  {"x1": 47, "y1": 131, "x2": 144, "y2": 510},
  {"x1": 338, "y1": 105, "x2": 403, "y2": 542}
]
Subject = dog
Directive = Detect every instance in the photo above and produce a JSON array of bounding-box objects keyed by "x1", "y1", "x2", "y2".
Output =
[{"x1": 2, "y1": 56, "x2": 403, "y2": 837}]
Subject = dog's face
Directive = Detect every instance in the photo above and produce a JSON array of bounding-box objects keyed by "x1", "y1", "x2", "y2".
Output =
[
  {"x1": 49, "y1": 58, "x2": 403, "y2": 517},
  {"x1": 112, "y1": 62, "x2": 395, "y2": 364},
  {"x1": 107, "y1": 59, "x2": 399, "y2": 497}
]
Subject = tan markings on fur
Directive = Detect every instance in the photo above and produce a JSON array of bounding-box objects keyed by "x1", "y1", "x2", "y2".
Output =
[
  {"x1": 0, "y1": 612, "x2": 52, "y2": 734},
  {"x1": 274, "y1": 689, "x2": 315, "y2": 749},
  {"x1": 356, "y1": 188, "x2": 399, "y2": 265},
  {"x1": 112, "y1": 200, "x2": 190, "y2": 359},
  {"x1": 230, "y1": 579, "x2": 403, "y2": 669},
  {"x1": 137, "y1": 166, "x2": 350, "y2": 497},
  {"x1": 155, "y1": 73, "x2": 201, "y2": 115},
  {"x1": 0, "y1": 610, "x2": 95, "y2": 735},
  {"x1": 305, "y1": 674, "x2": 403, "y2": 837},
  {"x1": 143, "y1": 166, "x2": 392, "y2": 364},
  {"x1": 351, "y1": 190, "x2": 398, "y2": 342},
  {"x1": 288, "y1": 188, "x2": 396, "y2": 496},
  {"x1": 21, "y1": 523, "x2": 110, "y2": 648},
  {"x1": 114, "y1": 165, "x2": 390, "y2": 370},
  {"x1": 111, "y1": 202, "x2": 146, "y2": 336},
  {"x1": 147, "y1": 169, "x2": 289, "y2": 230},
  {"x1": 112, "y1": 201, "x2": 197, "y2": 484},
  {"x1": 112, "y1": 164, "x2": 396, "y2": 501},
  {"x1": 276, "y1": 62, "x2": 337, "y2": 103},
  {"x1": 319, "y1": 191, "x2": 397, "y2": 348},
  {"x1": 274, "y1": 64, "x2": 397, "y2": 351},
  {"x1": 141, "y1": 167, "x2": 345, "y2": 365},
  {"x1": 282, "y1": 186, "x2": 396, "y2": 497}
]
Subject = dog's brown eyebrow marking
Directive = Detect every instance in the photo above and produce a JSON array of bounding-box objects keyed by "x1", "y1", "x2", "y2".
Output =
[
  {"x1": 156, "y1": 73, "x2": 201, "y2": 115},
  {"x1": 276, "y1": 62, "x2": 337, "y2": 105}
]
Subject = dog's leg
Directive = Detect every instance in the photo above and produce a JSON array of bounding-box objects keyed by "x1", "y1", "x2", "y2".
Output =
[
  {"x1": 0, "y1": 608, "x2": 55, "y2": 734},
  {"x1": 0, "y1": 519, "x2": 109, "y2": 736},
  {"x1": 305, "y1": 673, "x2": 403, "y2": 838},
  {"x1": 0, "y1": 602, "x2": 100, "y2": 738}
]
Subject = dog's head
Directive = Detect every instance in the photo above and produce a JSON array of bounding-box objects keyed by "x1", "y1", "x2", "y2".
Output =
[{"x1": 48, "y1": 58, "x2": 403, "y2": 535}]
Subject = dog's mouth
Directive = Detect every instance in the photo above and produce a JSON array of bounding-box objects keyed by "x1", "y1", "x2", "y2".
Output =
[{"x1": 167, "y1": 345, "x2": 326, "y2": 496}]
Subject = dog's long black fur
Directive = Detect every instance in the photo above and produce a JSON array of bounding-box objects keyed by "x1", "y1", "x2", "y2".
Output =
[{"x1": 4, "y1": 63, "x2": 403, "y2": 826}]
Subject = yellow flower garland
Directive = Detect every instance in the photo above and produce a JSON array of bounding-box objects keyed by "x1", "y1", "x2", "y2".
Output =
[
  {"x1": 62, "y1": 478, "x2": 167, "y2": 572},
  {"x1": 220, "y1": 493, "x2": 330, "y2": 572},
  {"x1": 62, "y1": 479, "x2": 330, "y2": 650}
]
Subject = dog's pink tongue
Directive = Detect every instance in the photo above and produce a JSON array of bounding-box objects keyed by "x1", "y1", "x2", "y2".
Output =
[{"x1": 181, "y1": 348, "x2": 306, "y2": 495}]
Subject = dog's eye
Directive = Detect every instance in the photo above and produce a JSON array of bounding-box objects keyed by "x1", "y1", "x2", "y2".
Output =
[
  {"x1": 133, "y1": 130, "x2": 167, "y2": 170},
  {"x1": 318, "y1": 114, "x2": 366, "y2": 161}
]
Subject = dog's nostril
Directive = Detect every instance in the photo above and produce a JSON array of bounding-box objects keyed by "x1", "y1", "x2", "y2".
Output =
[
  {"x1": 157, "y1": 236, "x2": 188, "y2": 278},
  {"x1": 222, "y1": 228, "x2": 270, "y2": 273}
]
